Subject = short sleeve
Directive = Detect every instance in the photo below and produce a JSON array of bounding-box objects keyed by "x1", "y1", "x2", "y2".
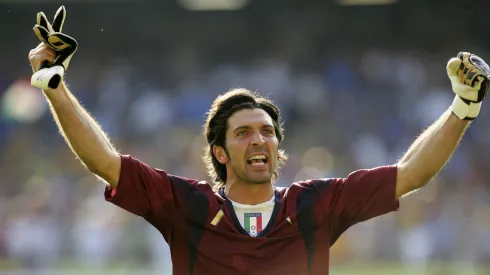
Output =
[
  {"x1": 327, "y1": 165, "x2": 399, "y2": 243},
  {"x1": 104, "y1": 154, "x2": 175, "y2": 220}
]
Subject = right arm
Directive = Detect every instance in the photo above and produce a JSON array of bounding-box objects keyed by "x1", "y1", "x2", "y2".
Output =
[
  {"x1": 29, "y1": 43, "x2": 120, "y2": 187},
  {"x1": 44, "y1": 82, "x2": 121, "y2": 186},
  {"x1": 27, "y1": 21, "x2": 193, "y2": 231}
]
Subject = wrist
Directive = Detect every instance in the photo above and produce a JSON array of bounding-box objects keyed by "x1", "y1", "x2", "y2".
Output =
[
  {"x1": 451, "y1": 95, "x2": 481, "y2": 120},
  {"x1": 31, "y1": 65, "x2": 65, "y2": 90},
  {"x1": 43, "y1": 81, "x2": 68, "y2": 102}
]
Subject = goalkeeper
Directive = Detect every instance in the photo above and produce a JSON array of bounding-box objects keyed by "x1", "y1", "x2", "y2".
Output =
[{"x1": 27, "y1": 5, "x2": 490, "y2": 275}]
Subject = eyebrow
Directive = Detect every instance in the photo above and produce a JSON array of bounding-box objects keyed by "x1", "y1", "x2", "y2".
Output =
[{"x1": 232, "y1": 124, "x2": 274, "y2": 132}]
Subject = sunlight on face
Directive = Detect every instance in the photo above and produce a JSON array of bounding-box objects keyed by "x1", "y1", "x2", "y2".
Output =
[{"x1": 225, "y1": 108, "x2": 279, "y2": 185}]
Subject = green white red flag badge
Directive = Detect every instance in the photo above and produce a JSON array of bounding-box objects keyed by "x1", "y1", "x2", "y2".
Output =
[{"x1": 244, "y1": 213, "x2": 262, "y2": 237}]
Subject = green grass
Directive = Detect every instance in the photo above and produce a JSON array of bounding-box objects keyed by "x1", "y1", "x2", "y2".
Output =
[
  {"x1": 1, "y1": 259, "x2": 489, "y2": 275},
  {"x1": 331, "y1": 262, "x2": 490, "y2": 275}
]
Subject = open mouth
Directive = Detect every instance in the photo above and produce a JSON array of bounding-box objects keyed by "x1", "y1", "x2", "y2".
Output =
[{"x1": 246, "y1": 154, "x2": 268, "y2": 167}]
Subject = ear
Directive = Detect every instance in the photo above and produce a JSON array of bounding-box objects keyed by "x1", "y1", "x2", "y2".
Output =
[{"x1": 213, "y1": 145, "x2": 228, "y2": 164}]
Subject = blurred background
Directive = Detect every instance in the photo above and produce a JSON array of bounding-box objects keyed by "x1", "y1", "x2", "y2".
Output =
[{"x1": 1, "y1": 0, "x2": 490, "y2": 274}]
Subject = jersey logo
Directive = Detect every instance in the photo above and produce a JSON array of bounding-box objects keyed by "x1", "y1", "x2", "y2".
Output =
[{"x1": 244, "y1": 213, "x2": 262, "y2": 237}]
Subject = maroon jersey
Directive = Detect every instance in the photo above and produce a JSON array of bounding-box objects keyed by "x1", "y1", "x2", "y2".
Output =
[{"x1": 105, "y1": 155, "x2": 399, "y2": 275}]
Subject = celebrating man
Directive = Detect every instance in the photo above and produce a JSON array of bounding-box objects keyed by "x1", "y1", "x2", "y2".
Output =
[{"x1": 27, "y1": 6, "x2": 489, "y2": 275}]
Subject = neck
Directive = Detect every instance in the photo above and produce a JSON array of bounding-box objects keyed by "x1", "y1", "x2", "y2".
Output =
[{"x1": 224, "y1": 180, "x2": 274, "y2": 205}]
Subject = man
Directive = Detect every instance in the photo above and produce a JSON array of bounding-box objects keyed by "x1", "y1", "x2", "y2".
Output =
[{"x1": 27, "y1": 6, "x2": 489, "y2": 275}]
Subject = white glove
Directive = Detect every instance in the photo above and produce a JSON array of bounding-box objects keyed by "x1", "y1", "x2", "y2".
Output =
[
  {"x1": 447, "y1": 52, "x2": 490, "y2": 120},
  {"x1": 31, "y1": 6, "x2": 78, "y2": 90}
]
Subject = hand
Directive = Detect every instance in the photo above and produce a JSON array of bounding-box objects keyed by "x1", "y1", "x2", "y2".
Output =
[
  {"x1": 447, "y1": 52, "x2": 490, "y2": 120},
  {"x1": 29, "y1": 43, "x2": 56, "y2": 73},
  {"x1": 30, "y1": 6, "x2": 78, "y2": 90}
]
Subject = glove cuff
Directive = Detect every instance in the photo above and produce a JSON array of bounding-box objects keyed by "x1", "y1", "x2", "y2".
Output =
[
  {"x1": 451, "y1": 95, "x2": 481, "y2": 120},
  {"x1": 31, "y1": 65, "x2": 64, "y2": 90}
]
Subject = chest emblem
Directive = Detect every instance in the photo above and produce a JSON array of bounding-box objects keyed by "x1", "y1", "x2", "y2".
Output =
[{"x1": 244, "y1": 213, "x2": 263, "y2": 237}]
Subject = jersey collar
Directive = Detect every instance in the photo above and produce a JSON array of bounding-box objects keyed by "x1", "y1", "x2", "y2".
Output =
[{"x1": 219, "y1": 187, "x2": 281, "y2": 237}]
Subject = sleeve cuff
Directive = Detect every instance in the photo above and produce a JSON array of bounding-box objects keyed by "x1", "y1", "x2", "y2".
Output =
[{"x1": 103, "y1": 154, "x2": 128, "y2": 202}]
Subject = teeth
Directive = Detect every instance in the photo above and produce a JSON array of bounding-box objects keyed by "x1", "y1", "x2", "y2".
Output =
[{"x1": 248, "y1": 155, "x2": 266, "y2": 161}]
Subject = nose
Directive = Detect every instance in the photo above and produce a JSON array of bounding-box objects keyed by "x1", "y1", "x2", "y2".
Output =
[{"x1": 251, "y1": 131, "x2": 265, "y2": 146}]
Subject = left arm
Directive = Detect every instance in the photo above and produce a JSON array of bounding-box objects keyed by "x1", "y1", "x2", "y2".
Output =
[
  {"x1": 396, "y1": 109, "x2": 470, "y2": 199},
  {"x1": 395, "y1": 51, "x2": 490, "y2": 199}
]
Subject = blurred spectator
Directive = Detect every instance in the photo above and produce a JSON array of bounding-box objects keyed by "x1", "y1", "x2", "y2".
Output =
[{"x1": 2, "y1": 1, "x2": 490, "y2": 273}]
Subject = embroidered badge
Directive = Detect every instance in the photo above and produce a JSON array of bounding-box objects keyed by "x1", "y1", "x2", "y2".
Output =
[{"x1": 244, "y1": 213, "x2": 262, "y2": 236}]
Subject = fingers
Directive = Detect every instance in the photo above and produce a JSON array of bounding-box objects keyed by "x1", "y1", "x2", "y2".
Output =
[
  {"x1": 457, "y1": 52, "x2": 471, "y2": 61},
  {"x1": 48, "y1": 33, "x2": 72, "y2": 50},
  {"x1": 469, "y1": 55, "x2": 490, "y2": 76},
  {"x1": 459, "y1": 66, "x2": 480, "y2": 87},
  {"x1": 52, "y1": 6, "x2": 66, "y2": 33},
  {"x1": 473, "y1": 75, "x2": 485, "y2": 91},
  {"x1": 33, "y1": 25, "x2": 56, "y2": 49},
  {"x1": 458, "y1": 58, "x2": 488, "y2": 87},
  {"x1": 449, "y1": 52, "x2": 489, "y2": 88},
  {"x1": 28, "y1": 43, "x2": 56, "y2": 72},
  {"x1": 446, "y1": 57, "x2": 462, "y2": 77},
  {"x1": 37, "y1": 12, "x2": 54, "y2": 33}
]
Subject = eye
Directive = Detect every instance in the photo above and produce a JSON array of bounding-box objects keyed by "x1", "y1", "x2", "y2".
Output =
[
  {"x1": 237, "y1": 130, "x2": 247, "y2": 137},
  {"x1": 263, "y1": 128, "x2": 274, "y2": 135}
]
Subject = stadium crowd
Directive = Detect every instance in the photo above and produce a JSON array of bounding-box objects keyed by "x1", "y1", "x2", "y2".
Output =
[{"x1": 0, "y1": 1, "x2": 489, "y2": 273}]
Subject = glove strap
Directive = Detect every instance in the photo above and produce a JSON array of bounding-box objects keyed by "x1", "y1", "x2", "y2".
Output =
[
  {"x1": 31, "y1": 65, "x2": 64, "y2": 90},
  {"x1": 451, "y1": 95, "x2": 481, "y2": 120}
]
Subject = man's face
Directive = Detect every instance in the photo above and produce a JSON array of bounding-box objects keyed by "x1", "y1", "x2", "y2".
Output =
[{"x1": 222, "y1": 108, "x2": 278, "y2": 185}]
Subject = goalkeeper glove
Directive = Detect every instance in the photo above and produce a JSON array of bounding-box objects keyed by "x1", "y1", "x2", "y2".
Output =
[
  {"x1": 447, "y1": 52, "x2": 490, "y2": 120},
  {"x1": 31, "y1": 6, "x2": 78, "y2": 90}
]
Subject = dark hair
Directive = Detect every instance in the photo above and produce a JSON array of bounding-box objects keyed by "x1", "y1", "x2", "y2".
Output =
[{"x1": 203, "y1": 88, "x2": 288, "y2": 189}]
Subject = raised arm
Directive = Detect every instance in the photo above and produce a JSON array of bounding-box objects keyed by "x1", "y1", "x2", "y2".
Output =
[
  {"x1": 396, "y1": 52, "x2": 489, "y2": 198},
  {"x1": 29, "y1": 43, "x2": 121, "y2": 187},
  {"x1": 395, "y1": 110, "x2": 469, "y2": 198}
]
